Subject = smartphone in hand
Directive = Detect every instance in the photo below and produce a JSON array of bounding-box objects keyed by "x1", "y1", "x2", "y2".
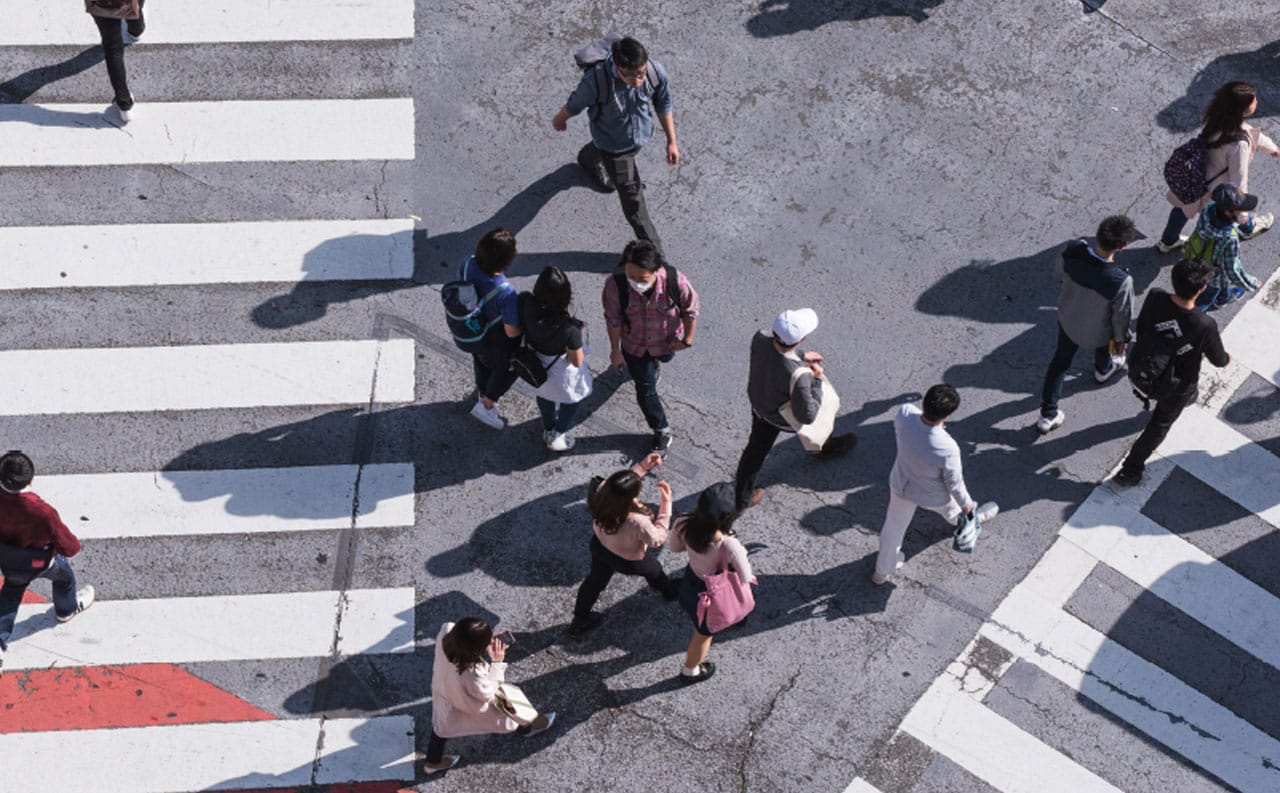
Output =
[{"x1": 495, "y1": 630, "x2": 516, "y2": 647}]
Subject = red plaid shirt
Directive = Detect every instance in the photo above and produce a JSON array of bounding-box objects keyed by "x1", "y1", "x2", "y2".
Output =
[{"x1": 602, "y1": 269, "x2": 700, "y2": 357}]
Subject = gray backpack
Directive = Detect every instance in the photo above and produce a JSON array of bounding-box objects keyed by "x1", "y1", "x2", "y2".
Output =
[{"x1": 574, "y1": 33, "x2": 659, "y2": 119}]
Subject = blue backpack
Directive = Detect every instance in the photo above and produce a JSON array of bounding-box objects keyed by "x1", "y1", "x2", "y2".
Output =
[{"x1": 441, "y1": 257, "x2": 512, "y2": 352}]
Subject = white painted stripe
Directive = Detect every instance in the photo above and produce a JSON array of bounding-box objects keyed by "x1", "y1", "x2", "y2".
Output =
[
  {"x1": 35, "y1": 464, "x2": 414, "y2": 539},
  {"x1": 1018, "y1": 536, "x2": 1098, "y2": 608},
  {"x1": 902, "y1": 669, "x2": 1123, "y2": 793},
  {"x1": 1158, "y1": 404, "x2": 1280, "y2": 530},
  {"x1": 2, "y1": 0, "x2": 414, "y2": 45},
  {"x1": 0, "y1": 99, "x2": 414, "y2": 166},
  {"x1": 1219, "y1": 278, "x2": 1280, "y2": 392},
  {"x1": 981, "y1": 585, "x2": 1280, "y2": 793},
  {"x1": 841, "y1": 779, "x2": 885, "y2": 793},
  {"x1": 0, "y1": 219, "x2": 414, "y2": 289},
  {"x1": 0, "y1": 716, "x2": 414, "y2": 792},
  {"x1": 4, "y1": 587, "x2": 415, "y2": 669},
  {"x1": 0, "y1": 338, "x2": 414, "y2": 415},
  {"x1": 1060, "y1": 487, "x2": 1280, "y2": 671}
]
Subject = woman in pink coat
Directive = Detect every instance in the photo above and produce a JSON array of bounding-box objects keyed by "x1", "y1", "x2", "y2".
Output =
[
  {"x1": 425, "y1": 618, "x2": 556, "y2": 774},
  {"x1": 1158, "y1": 81, "x2": 1279, "y2": 252}
]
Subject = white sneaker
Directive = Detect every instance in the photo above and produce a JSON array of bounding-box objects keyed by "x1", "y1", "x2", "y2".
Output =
[
  {"x1": 871, "y1": 553, "x2": 905, "y2": 585},
  {"x1": 1094, "y1": 358, "x2": 1120, "y2": 383},
  {"x1": 469, "y1": 400, "x2": 505, "y2": 430},
  {"x1": 1155, "y1": 235, "x2": 1188, "y2": 253},
  {"x1": 56, "y1": 585, "x2": 95, "y2": 623},
  {"x1": 111, "y1": 98, "x2": 132, "y2": 124},
  {"x1": 974, "y1": 502, "x2": 999, "y2": 523},
  {"x1": 1035, "y1": 410, "x2": 1065, "y2": 434},
  {"x1": 546, "y1": 432, "x2": 575, "y2": 452},
  {"x1": 1240, "y1": 212, "x2": 1274, "y2": 241}
]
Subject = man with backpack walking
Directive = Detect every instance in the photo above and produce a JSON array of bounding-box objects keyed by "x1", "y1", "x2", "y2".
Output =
[
  {"x1": 552, "y1": 35, "x2": 678, "y2": 253},
  {"x1": 603, "y1": 239, "x2": 699, "y2": 453},
  {"x1": 1035, "y1": 215, "x2": 1139, "y2": 434},
  {"x1": 1114, "y1": 259, "x2": 1231, "y2": 487},
  {"x1": 0, "y1": 451, "x2": 95, "y2": 672}
]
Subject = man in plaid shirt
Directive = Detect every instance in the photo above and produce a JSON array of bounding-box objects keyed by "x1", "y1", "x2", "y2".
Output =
[{"x1": 602, "y1": 239, "x2": 700, "y2": 452}]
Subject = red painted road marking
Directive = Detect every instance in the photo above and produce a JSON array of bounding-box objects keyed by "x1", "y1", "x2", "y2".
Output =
[
  {"x1": 0, "y1": 577, "x2": 51, "y2": 604},
  {"x1": 0, "y1": 663, "x2": 275, "y2": 733}
]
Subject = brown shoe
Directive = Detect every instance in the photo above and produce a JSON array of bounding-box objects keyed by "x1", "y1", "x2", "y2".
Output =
[
  {"x1": 734, "y1": 488, "x2": 763, "y2": 515},
  {"x1": 818, "y1": 432, "x2": 857, "y2": 458}
]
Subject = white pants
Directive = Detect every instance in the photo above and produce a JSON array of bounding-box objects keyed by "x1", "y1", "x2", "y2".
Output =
[{"x1": 875, "y1": 491, "x2": 963, "y2": 578}]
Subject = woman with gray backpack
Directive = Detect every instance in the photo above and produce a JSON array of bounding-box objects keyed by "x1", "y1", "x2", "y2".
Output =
[{"x1": 1159, "y1": 80, "x2": 1278, "y2": 252}]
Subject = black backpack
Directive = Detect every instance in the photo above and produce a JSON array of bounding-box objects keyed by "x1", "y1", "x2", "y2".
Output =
[
  {"x1": 574, "y1": 33, "x2": 659, "y2": 120},
  {"x1": 441, "y1": 257, "x2": 511, "y2": 353},
  {"x1": 614, "y1": 261, "x2": 688, "y2": 333},
  {"x1": 1127, "y1": 315, "x2": 1194, "y2": 410}
]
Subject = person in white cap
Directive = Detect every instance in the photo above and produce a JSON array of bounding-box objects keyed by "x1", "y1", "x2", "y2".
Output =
[{"x1": 733, "y1": 308, "x2": 856, "y2": 511}]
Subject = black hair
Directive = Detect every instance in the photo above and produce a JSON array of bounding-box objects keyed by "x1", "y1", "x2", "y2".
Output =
[
  {"x1": 922, "y1": 384, "x2": 960, "y2": 422},
  {"x1": 771, "y1": 333, "x2": 799, "y2": 350},
  {"x1": 680, "y1": 485, "x2": 738, "y2": 555},
  {"x1": 611, "y1": 37, "x2": 648, "y2": 70},
  {"x1": 1202, "y1": 81, "x2": 1257, "y2": 142},
  {"x1": 442, "y1": 617, "x2": 493, "y2": 675},
  {"x1": 1171, "y1": 258, "x2": 1212, "y2": 300},
  {"x1": 1095, "y1": 215, "x2": 1138, "y2": 252},
  {"x1": 620, "y1": 239, "x2": 661, "y2": 273},
  {"x1": 474, "y1": 228, "x2": 517, "y2": 275},
  {"x1": 533, "y1": 266, "x2": 572, "y2": 320},
  {"x1": 0, "y1": 450, "x2": 34, "y2": 492},
  {"x1": 588, "y1": 469, "x2": 649, "y2": 534}
]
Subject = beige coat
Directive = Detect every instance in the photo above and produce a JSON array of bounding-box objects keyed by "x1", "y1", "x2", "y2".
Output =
[
  {"x1": 1167, "y1": 123, "x2": 1279, "y2": 217},
  {"x1": 430, "y1": 622, "x2": 520, "y2": 738}
]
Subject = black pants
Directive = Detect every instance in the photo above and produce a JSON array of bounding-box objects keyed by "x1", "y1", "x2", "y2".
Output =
[
  {"x1": 734, "y1": 411, "x2": 785, "y2": 509},
  {"x1": 573, "y1": 535, "x2": 675, "y2": 618},
  {"x1": 471, "y1": 326, "x2": 518, "y2": 403},
  {"x1": 1040, "y1": 323, "x2": 1113, "y2": 417},
  {"x1": 92, "y1": 2, "x2": 143, "y2": 109},
  {"x1": 426, "y1": 730, "x2": 448, "y2": 764},
  {"x1": 1120, "y1": 396, "x2": 1188, "y2": 476},
  {"x1": 585, "y1": 144, "x2": 662, "y2": 252}
]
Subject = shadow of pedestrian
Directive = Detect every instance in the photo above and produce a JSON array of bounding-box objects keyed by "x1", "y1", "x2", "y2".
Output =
[
  {"x1": 745, "y1": 0, "x2": 945, "y2": 38},
  {"x1": 0, "y1": 46, "x2": 103, "y2": 103},
  {"x1": 1156, "y1": 40, "x2": 1280, "y2": 133}
]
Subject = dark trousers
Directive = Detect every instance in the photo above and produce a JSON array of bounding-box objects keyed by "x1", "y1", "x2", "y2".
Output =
[
  {"x1": 0, "y1": 551, "x2": 77, "y2": 650},
  {"x1": 734, "y1": 411, "x2": 785, "y2": 509},
  {"x1": 1040, "y1": 323, "x2": 1113, "y2": 417},
  {"x1": 1160, "y1": 206, "x2": 1189, "y2": 247},
  {"x1": 426, "y1": 730, "x2": 447, "y2": 764},
  {"x1": 1120, "y1": 397, "x2": 1188, "y2": 476},
  {"x1": 471, "y1": 326, "x2": 518, "y2": 403},
  {"x1": 92, "y1": 1, "x2": 143, "y2": 109},
  {"x1": 573, "y1": 535, "x2": 675, "y2": 618},
  {"x1": 622, "y1": 350, "x2": 672, "y2": 431},
  {"x1": 536, "y1": 397, "x2": 580, "y2": 433},
  {"x1": 585, "y1": 144, "x2": 662, "y2": 252}
]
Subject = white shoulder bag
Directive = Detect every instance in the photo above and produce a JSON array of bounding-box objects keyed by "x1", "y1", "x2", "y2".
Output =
[{"x1": 778, "y1": 363, "x2": 839, "y2": 452}]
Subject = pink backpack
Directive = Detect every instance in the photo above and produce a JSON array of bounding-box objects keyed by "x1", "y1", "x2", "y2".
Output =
[{"x1": 696, "y1": 543, "x2": 756, "y2": 633}]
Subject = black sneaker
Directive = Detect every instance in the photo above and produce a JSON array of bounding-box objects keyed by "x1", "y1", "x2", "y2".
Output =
[
  {"x1": 659, "y1": 576, "x2": 681, "y2": 601},
  {"x1": 652, "y1": 429, "x2": 673, "y2": 453},
  {"x1": 1112, "y1": 469, "x2": 1142, "y2": 488},
  {"x1": 568, "y1": 611, "x2": 604, "y2": 638},
  {"x1": 677, "y1": 661, "x2": 716, "y2": 686}
]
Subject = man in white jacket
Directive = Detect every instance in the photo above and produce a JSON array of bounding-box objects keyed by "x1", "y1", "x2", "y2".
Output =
[{"x1": 873, "y1": 385, "x2": 998, "y2": 585}]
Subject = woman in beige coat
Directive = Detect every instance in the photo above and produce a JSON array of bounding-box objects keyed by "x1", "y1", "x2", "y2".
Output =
[
  {"x1": 425, "y1": 618, "x2": 556, "y2": 773},
  {"x1": 1159, "y1": 80, "x2": 1279, "y2": 252}
]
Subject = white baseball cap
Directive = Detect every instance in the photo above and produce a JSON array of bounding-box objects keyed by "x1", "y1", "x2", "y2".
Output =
[{"x1": 772, "y1": 308, "x2": 818, "y2": 346}]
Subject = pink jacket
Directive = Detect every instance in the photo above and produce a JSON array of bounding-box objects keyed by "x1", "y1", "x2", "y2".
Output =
[
  {"x1": 1167, "y1": 123, "x2": 1279, "y2": 217},
  {"x1": 430, "y1": 622, "x2": 520, "y2": 738}
]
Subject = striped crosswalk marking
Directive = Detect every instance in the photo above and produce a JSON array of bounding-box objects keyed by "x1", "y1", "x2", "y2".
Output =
[
  {"x1": 0, "y1": 716, "x2": 415, "y2": 792},
  {"x1": 1220, "y1": 292, "x2": 1280, "y2": 390},
  {"x1": 35, "y1": 464, "x2": 414, "y2": 539},
  {"x1": 4, "y1": 587, "x2": 415, "y2": 670},
  {"x1": 0, "y1": 338, "x2": 415, "y2": 415},
  {"x1": 1, "y1": 219, "x2": 414, "y2": 290},
  {"x1": 3, "y1": 0, "x2": 415, "y2": 45},
  {"x1": 841, "y1": 780, "x2": 886, "y2": 793},
  {"x1": 0, "y1": 99, "x2": 414, "y2": 167}
]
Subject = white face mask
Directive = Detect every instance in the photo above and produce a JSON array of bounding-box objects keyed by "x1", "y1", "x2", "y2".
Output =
[{"x1": 628, "y1": 278, "x2": 654, "y2": 294}]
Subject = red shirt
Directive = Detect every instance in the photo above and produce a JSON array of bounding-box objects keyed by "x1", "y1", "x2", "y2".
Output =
[{"x1": 0, "y1": 491, "x2": 81, "y2": 557}]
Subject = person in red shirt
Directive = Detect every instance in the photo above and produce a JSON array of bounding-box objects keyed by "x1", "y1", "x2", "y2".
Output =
[{"x1": 0, "y1": 451, "x2": 95, "y2": 671}]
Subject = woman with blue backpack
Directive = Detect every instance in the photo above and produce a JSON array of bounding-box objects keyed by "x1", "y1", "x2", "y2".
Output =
[{"x1": 1159, "y1": 81, "x2": 1278, "y2": 253}]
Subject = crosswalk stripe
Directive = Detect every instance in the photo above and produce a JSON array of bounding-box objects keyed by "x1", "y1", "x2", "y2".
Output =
[
  {"x1": 981, "y1": 583, "x2": 1280, "y2": 793},
  {"x1": 3, "y1": 0, "x2": 415, "y2": 45},
  {"x1": 0, "y1": 219, "x2": 414, "y2": 290},
  {"x1": 0, "y1": 99, "x2": 414, "y2": 167},
  {"x1": 841, "y1": 780, "x2": 885, "y2": 793},
  {"x1": 1158, "y1": 403, "x2": 1280, "y2": 531},
  {"x1": 901, "y1": 665, "x2": 1123, "y2": 793},
  {"x1": 1060, "y1": 488, "x2": 1280, "y2": 671},
  {"x1": 0, "y1": 715, "x2": 415, "y2": 792},
  {"x1": 1220, "y1": 290, "x2": 1280, "y2": 391},
  {"x1": 4, "y1": 587, "x2": 415, "y2": 669},
  {"x1": 36, "y1": 464, "x2": 414, "y2": 539},
  {"x1": 0, "y1": 338, "x2": 415, "y2": 415}
]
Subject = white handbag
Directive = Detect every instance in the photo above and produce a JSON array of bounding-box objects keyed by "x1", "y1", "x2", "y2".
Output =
[{"x1": 778, "y1": 363, "x2": 839, "y2": 452}]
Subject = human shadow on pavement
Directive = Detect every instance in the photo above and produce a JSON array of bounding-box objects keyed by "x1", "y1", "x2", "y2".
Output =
[
  {"x1": 0, "y1": 46, "x2": 103, "y2": 103},
  {"x1": 745, "y1": 0, "x2": 945, "y2": 38},
  {"x1": 1156, "y1": 40, "x2": 1280, "y2": 133},
  {"x1": 417, "y1": 163, "x2": 618, "y2": 286}
]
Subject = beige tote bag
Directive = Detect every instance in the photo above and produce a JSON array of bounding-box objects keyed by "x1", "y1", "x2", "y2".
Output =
[{"x1": 778, "y1": 364, "x2": 839, "y2": 452}]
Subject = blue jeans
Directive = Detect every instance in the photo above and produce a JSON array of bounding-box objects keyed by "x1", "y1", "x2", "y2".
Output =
[
  {"x1": 622, "y1": 350, "x2": 673, "y2": 431},
  {"x1": 1040, "y1": 323, "x2": 1113, "y2": 417},
  {"x1": 0, "y1": 553, "x2": 78, "y2": 649},
  {"x1": 537, "y1": 397, "x2": 580, "y2": 434}
]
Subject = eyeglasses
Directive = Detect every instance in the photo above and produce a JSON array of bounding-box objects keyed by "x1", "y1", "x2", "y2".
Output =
[{"x1": 616, "y1": 65, "x2": 646, "y2": 80}]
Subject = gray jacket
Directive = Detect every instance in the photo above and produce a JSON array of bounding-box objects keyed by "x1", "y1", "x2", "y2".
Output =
[
  {"x1": 746, "y1": 331, "x2": 823, "y2": 429},
  {"x1": 1056, "y1": 239, "x2": 1135, "y2": 349}
]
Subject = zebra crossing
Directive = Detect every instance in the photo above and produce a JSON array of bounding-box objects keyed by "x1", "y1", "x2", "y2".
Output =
[
  {"x1": 856, "y1": 269, "x2": 1280, "y2": 792},
  {"x1": 0, "y1": 7, "x2": 420, "y2": 792}
]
